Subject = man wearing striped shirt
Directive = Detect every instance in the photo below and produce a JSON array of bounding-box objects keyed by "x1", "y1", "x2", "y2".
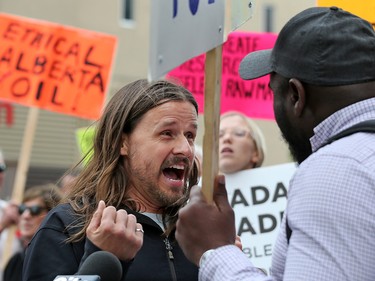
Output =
[{"x1": 176, "y1": 6, "x2": 375, "y2": 281}]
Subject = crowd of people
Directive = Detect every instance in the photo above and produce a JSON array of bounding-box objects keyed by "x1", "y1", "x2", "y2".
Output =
[{"x1": 0, "y1": 5, "x2": 374, "y2": 281}]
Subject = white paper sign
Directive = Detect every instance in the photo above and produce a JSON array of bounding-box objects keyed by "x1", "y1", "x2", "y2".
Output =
[
  {"x1": 149, "y1": 0, "x2": 225, "y2": 80},
  {"x1": 225, "y1": 162, "x2": 297, "y2": 273}
]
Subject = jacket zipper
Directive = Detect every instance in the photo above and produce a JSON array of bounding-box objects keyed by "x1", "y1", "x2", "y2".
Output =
[{"x1": 164, "y1": 237, "x2": 177, "y2": 281}]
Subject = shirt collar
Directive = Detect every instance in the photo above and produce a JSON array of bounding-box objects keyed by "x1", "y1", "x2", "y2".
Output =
[{"x1": 310, "y1": 97, "x2": 375, "y2": 152}]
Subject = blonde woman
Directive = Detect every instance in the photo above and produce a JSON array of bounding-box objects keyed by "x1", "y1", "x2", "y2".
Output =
[{"x1": 219, "y1": 111, "x2": 266, "y2": 174}]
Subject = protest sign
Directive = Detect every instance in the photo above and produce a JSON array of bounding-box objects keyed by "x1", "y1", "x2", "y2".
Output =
[
  {"x1": 0, "y1": 101, "x2": 13, "y2": 127},
  {"x1": 225, "y1": 162, "x2": 297, "y2": 273},
  {"x1": 149, "y1": 0, "x2": 225, "y2": 80},
  {"x1": 0, "y1": 13, "x2": 117, "y2": 120},
  {"x1": 167, "y1": 32, "x2": 277, "y2": 120}
]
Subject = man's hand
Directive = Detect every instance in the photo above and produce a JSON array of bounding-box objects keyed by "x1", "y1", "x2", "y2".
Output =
[
  {"x1": 176, "y1": 175, "x2": 236, "y2": 266},
  {"x1": 0, "y1": 202, "x2": 20, "y2": 233},
  {"x1": 86, "y1": 200, "x2": 143, "y2": 261}
]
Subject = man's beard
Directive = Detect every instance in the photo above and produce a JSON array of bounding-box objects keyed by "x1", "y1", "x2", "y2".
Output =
[
  {"x1": 131, "y1": 160, "x2": 188, "y2": 209},
  {"x1": 275, "y1": 107, "x2": 312, "y2": 164}
]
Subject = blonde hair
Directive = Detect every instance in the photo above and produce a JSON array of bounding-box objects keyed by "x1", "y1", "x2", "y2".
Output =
[{"x1": 220, "y1": 111, "x2": 266, "y2": 168}]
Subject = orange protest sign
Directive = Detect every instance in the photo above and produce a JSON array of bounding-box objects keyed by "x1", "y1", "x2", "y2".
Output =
[{"x1": 0, "y1": 13, "x2": 117, "y2": 120}]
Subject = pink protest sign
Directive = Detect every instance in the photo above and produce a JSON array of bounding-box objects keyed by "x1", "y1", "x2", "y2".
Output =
[{"x1": 167, "y1": 32, "x2": 277, "y2": 120}]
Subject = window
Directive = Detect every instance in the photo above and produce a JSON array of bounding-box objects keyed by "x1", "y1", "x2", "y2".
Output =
[
  {"x1": 264, "y1": 5, "x2": 274, "y2": 32},
  {"x1": 120, "y1": 0, "x2": 135, "y2": 28}
]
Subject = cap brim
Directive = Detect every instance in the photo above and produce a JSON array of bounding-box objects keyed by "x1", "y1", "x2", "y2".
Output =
[{"x1": 239, "y1": 49, "x2": 273, "y2": 80}]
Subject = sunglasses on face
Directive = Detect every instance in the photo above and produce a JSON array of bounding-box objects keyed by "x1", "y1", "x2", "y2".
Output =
[{"x1": 18, "y1": 205, "x2": 47, "y2": 216}]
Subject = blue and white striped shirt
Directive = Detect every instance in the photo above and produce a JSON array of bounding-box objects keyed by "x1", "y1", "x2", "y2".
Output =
[{"x1": 200, "y1": 97, "x2": 375, "y2": 281}]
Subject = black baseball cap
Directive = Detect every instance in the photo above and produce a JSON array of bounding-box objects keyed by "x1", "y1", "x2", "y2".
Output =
[{"x1": 239, "y1": 7, "x2": 375, "y2": 86}]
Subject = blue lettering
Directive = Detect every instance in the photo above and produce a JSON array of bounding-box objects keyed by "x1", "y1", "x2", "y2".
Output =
[
  {"x1": 173, "y1": 0, "x2": 178, "y2": 18},
  {"x1": 173, "y1": 0, "x2": 215, "y2": 18},
  {"x1": 189, "y1": 0, "x2": 199, "y2": 15}
]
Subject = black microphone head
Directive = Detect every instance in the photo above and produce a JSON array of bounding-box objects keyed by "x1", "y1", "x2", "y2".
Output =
[{"x1": 78, "y1": 251, "x2": 122, "y2": 281}]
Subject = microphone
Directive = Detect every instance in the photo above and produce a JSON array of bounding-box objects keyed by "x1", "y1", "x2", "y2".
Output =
[
  {"x1": 54, "y1": 277, "x2": 99, "y2": 281},
  {"x1": 54, "y1": 251, "x2": 122, "y2": 281}
]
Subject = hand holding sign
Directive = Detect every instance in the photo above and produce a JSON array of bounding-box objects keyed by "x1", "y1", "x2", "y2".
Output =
[{"x1": 176, "y1": 174, "x2": 236, "y2": 266}]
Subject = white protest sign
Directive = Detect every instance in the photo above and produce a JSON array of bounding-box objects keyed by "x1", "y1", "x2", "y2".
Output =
[
  {"x1": 149, "y1": 0, "x2": 225, "y2": 80},
  {"x1": 225, "y1": 162, "x2": 297, "y2": 273},
  {"x1": 225, "y1": 0, "x2": 255, "y2": 37}
]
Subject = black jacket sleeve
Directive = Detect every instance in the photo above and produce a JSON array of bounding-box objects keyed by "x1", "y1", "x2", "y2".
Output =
[
  {"x1": 22, "y1": 204, "x2": 133, "y2": 281},
  {"x1": 22, "y1": 204, "x2": 85, "y2": 281}
]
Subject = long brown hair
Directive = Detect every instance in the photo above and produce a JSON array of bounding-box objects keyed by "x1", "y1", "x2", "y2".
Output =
[{"x1": 66, "y1": 79, "x2": 199, "y2": 241}]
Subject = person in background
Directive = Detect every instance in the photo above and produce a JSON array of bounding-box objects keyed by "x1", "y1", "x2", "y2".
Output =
[
  {"x1": 0, "y1": 150, "x2": 21, "y2": 281},
  {"x1": 3, "y1": 184, "x2": 62, "y2": 281},
  {"x1": 219, "y1": 111, "x2": 266, "y2": 174},
  {"x1": 175, "y1": 6, "x2": 375, "y2": 280},
  {"x1": 0, "y1": 150, "x2": 19, "y2": 235},
  {"x1": 57, "y1": 167, "x2": 81, "y2": 195},
  {"x1": 23, "y1": 79, "x2": 201, "y2": 281}
]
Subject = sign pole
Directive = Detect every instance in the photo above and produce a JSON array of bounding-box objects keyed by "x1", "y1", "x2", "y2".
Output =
[
  {"x1": 1, "y1": 107, "x2": 39, "y2": 269},
  {"x1": 201, "y1": 45, "x2": 223, "y2": 203}
]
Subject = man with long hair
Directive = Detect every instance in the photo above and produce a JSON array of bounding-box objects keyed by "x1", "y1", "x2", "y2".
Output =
[{"x1": 23, "y1": 79, "x2": 200, "y2": 281}]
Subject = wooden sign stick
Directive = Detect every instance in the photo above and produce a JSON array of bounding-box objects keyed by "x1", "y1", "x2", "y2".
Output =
[
  {"x1": 1, "y1": 107, "x2": 39, "y2": 269},
  {"x1": 201, "y1": 45, "x2": 223, "y2": 203}
]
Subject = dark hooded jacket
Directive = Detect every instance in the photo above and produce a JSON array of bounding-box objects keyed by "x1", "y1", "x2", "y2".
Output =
[{"x1": 22, "y1": 203, "x2": 198, "y2": 281}]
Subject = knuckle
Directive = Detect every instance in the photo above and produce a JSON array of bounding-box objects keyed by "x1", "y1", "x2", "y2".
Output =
[
  {"x1": 127, "y1": 214, "x2": 136, "y2": 222},
  {"x1": 105, "y1": 206, "x2": 117, "y2": 213},
  {"x1": 117, "y1": 209, "x2": 128, "y2": 215}
]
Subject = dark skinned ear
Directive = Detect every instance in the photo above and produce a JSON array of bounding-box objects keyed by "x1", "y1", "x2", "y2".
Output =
[{"x1": 288, "y1": 78, "x2": 306, "y2": 117}]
